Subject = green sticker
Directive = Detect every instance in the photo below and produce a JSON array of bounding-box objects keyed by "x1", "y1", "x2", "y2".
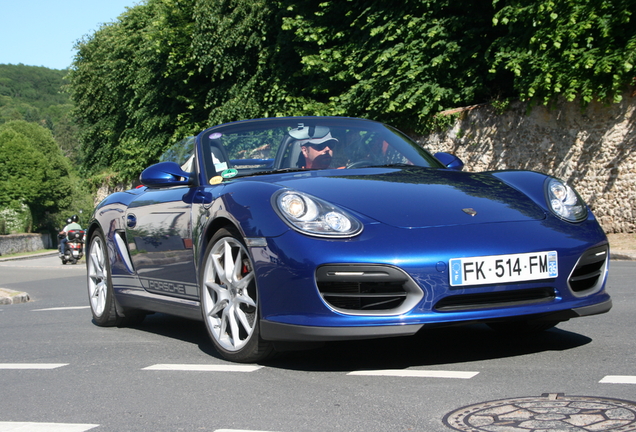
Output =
[{"x1": 221, "y1": 168, "x2": 238, "y2": 179}]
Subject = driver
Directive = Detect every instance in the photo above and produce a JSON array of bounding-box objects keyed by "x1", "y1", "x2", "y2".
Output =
[{"x1": 298, "y1": 132, "x2": 339, "y2": 169}]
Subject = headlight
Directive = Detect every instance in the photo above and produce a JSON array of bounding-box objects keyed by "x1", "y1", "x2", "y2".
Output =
[
  {"x1": 546, "y1": 178, "x2": 587, "y2": 222},
  {"x1": 274, "y1": 190, "x2": 363, "y2": 237}
]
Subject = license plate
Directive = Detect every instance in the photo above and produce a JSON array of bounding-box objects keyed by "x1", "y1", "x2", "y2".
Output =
[{"x1": 449, "y1": 251, "x2": 558, "y2": 287}]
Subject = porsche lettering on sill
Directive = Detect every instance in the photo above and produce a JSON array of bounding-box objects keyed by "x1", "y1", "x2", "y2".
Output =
[{"x1": 449, "y1": 251, "x2": 558, "y2": 287}]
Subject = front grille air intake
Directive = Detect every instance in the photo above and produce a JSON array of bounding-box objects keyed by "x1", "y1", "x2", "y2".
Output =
[
  {"x1": 434, "y1": 287, "x2": 556, "y2": 312},
  {"x1": 316, "y1": 265, "x2": 423, "y2": 316},
  {"x1": 568, "y1": 245, "x2": 608, "y2": 293}
]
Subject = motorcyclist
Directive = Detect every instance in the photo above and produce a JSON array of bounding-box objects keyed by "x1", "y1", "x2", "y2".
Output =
[{"x1": 59, "y1": 215, "x2": 82, "y2": 256}]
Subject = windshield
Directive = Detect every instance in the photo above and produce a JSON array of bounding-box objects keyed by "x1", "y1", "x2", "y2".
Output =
[
  {"x1": 159, "y1": 136, "x2": 196, "y2": 173},
  {"x1": 198, "y1": 117, "x2": 443, "y2": 181}
]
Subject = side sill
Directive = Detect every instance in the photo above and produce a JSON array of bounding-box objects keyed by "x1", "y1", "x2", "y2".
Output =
[{"x1": 115, "y1": 289, "x2": 203, "y2": 321}]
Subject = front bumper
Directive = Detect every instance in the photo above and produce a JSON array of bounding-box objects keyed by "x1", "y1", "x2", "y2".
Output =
[
  {"x1": 253, "y1": 219, "x2": 611, "y2": 342},
  {"x1": 260, "y1": 297, "x2": 612, "y2": 341}
]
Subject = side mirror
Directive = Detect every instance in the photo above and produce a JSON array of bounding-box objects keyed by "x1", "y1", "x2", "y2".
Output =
[
  {"x1": 434, "y1": 152, "x2": 464, "y2": 171},
  {"x1": 140, "y1": 162, "x2": 193, "y2": 187}
]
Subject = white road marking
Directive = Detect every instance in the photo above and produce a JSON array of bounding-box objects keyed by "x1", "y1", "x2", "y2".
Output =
[
  {"x1": 31, "y1": 306, "x2": 90, "y2": 312},
  {"x1": 600, "y1": 375, "x2": 636, "y2": 384},
  {"x1": 143, "y1": 364, "x2": 263, "y2": 372},
  {"x1": 0, "y1": 422, "x2": 98, "y2": 431},
  {"x1": 348, "y1": 369, "x2": 479, "y2": 379},
  {"x1": 215, "y1": 430, "x2": 280, "y2": 432},
  {"x1": 0, "y1": 364, "x2": 68, "y2": 370}
]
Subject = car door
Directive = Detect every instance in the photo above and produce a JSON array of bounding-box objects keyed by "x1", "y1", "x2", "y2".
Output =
[{"x1": 125, "y1": 185, "x2": 199, "y2": 301}]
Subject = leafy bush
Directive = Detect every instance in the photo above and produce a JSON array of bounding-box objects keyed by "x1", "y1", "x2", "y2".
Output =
[
  {"x1": 0, "y1": 204, "x2": 32, "y2": 234},
  {"x1": 0, "y1": 120, "x2": 91, "y2": 232}
]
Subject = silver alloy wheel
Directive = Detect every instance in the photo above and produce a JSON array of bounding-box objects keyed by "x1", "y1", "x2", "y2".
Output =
[
  {"x1": 202, "y1": 236, "x2": 257, "y2": 352},
  {"x1": 87, "y1": 234, "x2": 108, "y2": 318}
]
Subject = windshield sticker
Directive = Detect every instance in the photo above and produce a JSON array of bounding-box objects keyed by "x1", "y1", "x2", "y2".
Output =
[
  {"x1": 209, "y1": 132, "x2": 223, "y2": 140},
  {"x1": 214, "y1": 162, "x2": 228, "y2": 172},
  {"x1": 209, "y1": 176, "x2": 223, "y2": 185},
  {"x1": 221, "y1": 169, "x2": 238, "y2": 179}
]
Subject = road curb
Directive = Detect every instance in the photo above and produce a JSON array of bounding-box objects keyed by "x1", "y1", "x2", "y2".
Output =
[
  {"x1": 0, "y1": 288, "x2": 30, "y2": 305},
  {"x1": 0, "y1": 251, "x2": 58, "y2": 262},
  {"x1": 611, "y1": 251, "x2": 636, "y2": 261}
]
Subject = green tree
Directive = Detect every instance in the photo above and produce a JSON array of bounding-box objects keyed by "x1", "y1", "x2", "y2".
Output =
[
  {"x1": 0, "y1": 64, "x2": 70, "y2": 125},
  {"x1": 0, "y1": 64, "x2": 82, "y2": 164},
  {"x1": 489, "y1": 0, "x2": 636, "y2": 104},
  {"x1": 0, "y1": 121, "x2": 76, "y2": 231},
  {"x1": 69, "y1": 0, "x2": 205, "y2": 181},
  {"x1": 278, "y1": 0, "x2": 508, "y2": 133}
]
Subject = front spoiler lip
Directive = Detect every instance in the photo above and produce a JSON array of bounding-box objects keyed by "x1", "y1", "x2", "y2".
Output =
[
  {"x1": 571, "y1": 297, "x2": 612, "y2": 317},
  {"x1": 259, "y1": 298, "x2": 613, "y2": 342}
]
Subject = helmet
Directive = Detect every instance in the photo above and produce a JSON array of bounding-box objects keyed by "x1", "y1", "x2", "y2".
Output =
[
  {"x1": 66, "y1": 218, "x2": 72, "y2": 224},
  {"x1": 71, "y1": 215, "x2": 79, "y2": 222}
]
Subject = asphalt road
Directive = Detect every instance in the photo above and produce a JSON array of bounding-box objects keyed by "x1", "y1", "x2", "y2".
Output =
[{"x1": 0, "y1": 256, "x2": 635, "y2": 432}]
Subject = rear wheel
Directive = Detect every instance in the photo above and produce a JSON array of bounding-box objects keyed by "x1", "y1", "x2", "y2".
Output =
[
  {"x1": 200, "y1": 228, "x2": 274, "y2": 363},
  {"x1": 87, "y1": 229, "x2": 120, "y2": 326}
]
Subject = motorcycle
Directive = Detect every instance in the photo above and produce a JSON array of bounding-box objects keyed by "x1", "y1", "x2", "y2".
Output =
[{"x1": 59, "y1": 229, "x2": 85, "y2": 264}]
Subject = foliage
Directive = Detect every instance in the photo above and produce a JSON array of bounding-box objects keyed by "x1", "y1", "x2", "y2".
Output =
[
  {"x1": 0, "y1": 64, "x2": 82, "y2": 164},
  {"x1": 0, "y1": 64, "x2": 69, "y2": 123},
  {"x1": 193, "y1": 0, "x2": 291, "y2": 122},
  {"x1": 0, "y1": 121, "x2": 91, "y2": 232},
  {"x1": 69, "y1": 0, "x2": 207, "y2": 181},
  {"x1": 68, "y1": 0, "x2": 636, "y2": 183},
  {"x1": 278, "y1": 0, "x2": 506, "y2": 133},
  {"x1": 489, "y1": 0, "x2": 636, "y2": 105},
  {"x1": 0, "y1": 204, "x2": 32, "y2": 234}
]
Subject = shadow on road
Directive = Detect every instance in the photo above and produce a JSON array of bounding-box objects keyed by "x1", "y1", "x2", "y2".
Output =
[
  {"x1": 265, "y1": 324, "x2": 591, "y2": 371},
  {"x1": 130, "y1": 314, "x2": 592, "y2": 370},
  {"x1": 128, "y1": 313, "x2": 221, "y2": 358}
]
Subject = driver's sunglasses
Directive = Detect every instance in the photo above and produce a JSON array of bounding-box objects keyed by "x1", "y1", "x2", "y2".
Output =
[{"x1": 307, "y1": 140, "x2": 337, "y2": 151}]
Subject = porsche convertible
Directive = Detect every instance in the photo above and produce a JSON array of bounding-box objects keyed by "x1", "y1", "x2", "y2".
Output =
[{"x1": 86, "y1": 116, "x2": 612, "y2": 362}]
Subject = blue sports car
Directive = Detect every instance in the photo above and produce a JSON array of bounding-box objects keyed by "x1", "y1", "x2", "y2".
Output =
[{"x1": 86, "y1": 116, "x2": 612, "y2": 362}]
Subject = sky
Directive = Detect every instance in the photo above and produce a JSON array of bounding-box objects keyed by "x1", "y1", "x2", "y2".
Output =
[{"x1": 0, "y1": 0, "x2": 141, "y2": 70}]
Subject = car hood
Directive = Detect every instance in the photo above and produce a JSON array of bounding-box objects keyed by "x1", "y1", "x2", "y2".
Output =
[{"x1": 265, "y1": 167, "x2": 547, "y2": 229}]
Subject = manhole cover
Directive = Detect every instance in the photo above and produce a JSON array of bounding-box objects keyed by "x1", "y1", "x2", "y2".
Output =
[{"x1": 444, "y1": 393, "x2": 636, "y2": 431}]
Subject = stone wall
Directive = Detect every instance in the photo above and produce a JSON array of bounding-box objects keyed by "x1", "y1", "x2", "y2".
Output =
[
  {"x1": 420, "y1": 89, "x2": 636, "y2": 233},
  {"x1": 0, "y1": 233, "x2": 52, "y2": 256},
  {"x1": 94, "y1": 182, "x2": 129, "y2": 207}
]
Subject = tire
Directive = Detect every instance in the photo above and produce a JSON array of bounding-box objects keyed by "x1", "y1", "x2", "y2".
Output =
[
  {"x1": 487, "y1": 319, "x2": 559, "y2": 334},
  {"x1": 87, "y1": 229, "x2": 147, "y2": 327},
  {"x1": 200, "y1": 228, "x2": 274, "y2": 363},
  {"x1": 87, "y1": 229, "x2": 121, "y2": 326}
]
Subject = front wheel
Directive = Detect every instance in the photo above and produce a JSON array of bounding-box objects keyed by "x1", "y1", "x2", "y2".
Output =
[{"x1": 200, "y1": 228, "x2": 274, "y2": 363}]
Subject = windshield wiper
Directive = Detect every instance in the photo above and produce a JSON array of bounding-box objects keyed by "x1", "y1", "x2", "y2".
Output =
[
  {"x1": 353, "y1": 163, "x2": 424, "y2": 169},
  {"x1": 235, "y1": 167, "x2": 309, "y2": 178}
]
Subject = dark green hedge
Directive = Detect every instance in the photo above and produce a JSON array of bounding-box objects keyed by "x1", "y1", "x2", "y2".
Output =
[{"x1": 68, "y1": 0, "x2": 636, "y2": 182}]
